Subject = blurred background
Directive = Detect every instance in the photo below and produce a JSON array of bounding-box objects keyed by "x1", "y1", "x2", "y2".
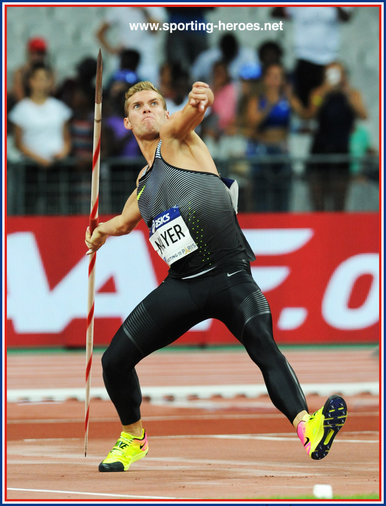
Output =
[{"x1": 6, "y1": 4, "x2": 379, "y2": 216}]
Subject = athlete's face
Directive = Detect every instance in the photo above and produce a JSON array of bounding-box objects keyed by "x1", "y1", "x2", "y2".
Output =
[{"x1": 124, "y1": 90, "x2": 169, "y2": 139}]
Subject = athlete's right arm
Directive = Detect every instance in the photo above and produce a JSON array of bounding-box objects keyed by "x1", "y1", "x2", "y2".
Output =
[{"x1": 85, "y1": 187, "x2": 142, "y2": 254}]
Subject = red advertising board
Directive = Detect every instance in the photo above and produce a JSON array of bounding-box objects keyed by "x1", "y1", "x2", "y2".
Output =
[{"x1": 6, "y1": 213, "x2": 380, "y2": 347}]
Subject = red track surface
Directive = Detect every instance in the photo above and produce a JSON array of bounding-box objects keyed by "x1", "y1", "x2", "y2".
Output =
[{"x1": 6, "y1": 346, "x2": 381, "y2": 501}]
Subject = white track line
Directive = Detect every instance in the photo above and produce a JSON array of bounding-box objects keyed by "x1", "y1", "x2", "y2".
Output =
[
  {"x1": 7, "y1": 488, "x2": 177, "y2": 500},
  {"x1": 7, "y1": 411, "x2": 379, "y2": 425},
  {"x1": 14, "y1": 433, "x2": 378, "y2": 445},
  {"x1": 148, "y1": 434, "x2": 379, "y2": 444},
  {"x1": 6, "y1": 382, "x2": 379, "y2": 403},
  {"x1": 18, "y1": 430, "x2": 377, "y2": 443}
]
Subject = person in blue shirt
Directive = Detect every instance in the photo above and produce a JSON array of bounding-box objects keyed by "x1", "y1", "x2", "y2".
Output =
[{"x1": 246, "y1": 63, "x2": 306, "y2": 212}]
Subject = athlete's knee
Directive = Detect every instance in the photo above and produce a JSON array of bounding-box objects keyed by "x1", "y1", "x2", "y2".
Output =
[
  {"x1": 241, "y1": 314, "x2": 283, "y2": 367},
  {"x1": 101, "y1": 347, "x2": 117, "y2": 374},
  {"x1": 101, "y1": 347, "x2": 122, "y2": 380},
  {"x1": 101, "y1": 328, "x2": 141, "y2": 376}
]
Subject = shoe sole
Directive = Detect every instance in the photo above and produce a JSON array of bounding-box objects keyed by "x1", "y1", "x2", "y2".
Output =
[{"x1": 311, "y1": 395, "x2": 347, "y2": 460}]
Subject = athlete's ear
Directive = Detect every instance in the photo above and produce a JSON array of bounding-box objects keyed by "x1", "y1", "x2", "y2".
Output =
[
  {"x1": 165, "y1": 110, "x2": 170, "y2": 120},
  {"x1": 124, "y1": 116, "x2": 132, "y2": 130}
]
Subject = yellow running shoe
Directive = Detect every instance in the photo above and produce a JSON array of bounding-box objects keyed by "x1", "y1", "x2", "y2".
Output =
[
  {"x1": 99, "y1": 430, "x2": 149, "y2": 472},
  {"x1": 297, "y1": 395, "x2": 347, "y2": 460}
]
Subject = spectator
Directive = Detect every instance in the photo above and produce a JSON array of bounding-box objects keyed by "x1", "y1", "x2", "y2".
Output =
[
  {"x1": 236, "y1": 63, "x2": 262, "y2": 127},
  {"x1": 206, "y1": 62, "x2": 261, "y2": 211},
  {"x1": 201, "y1": 61, "x2": 238, "y2": 147},
  {"x1": 233, "y1": 41, "x2": 284, "y2": 114},
  {"x1": 103, "y1": 75, "x2": 142, "y2": 213},
  {"x1": 96, "y1": 6, "x2": 166, "y2": 84},
  {"x1": 9, "y1": 63, "x2": 72, "y2": 167},
  {"x1": 164, "y1": 63, "x2": 191, "y2": 116},
  {"x1": 57, "y1": 56, "x2": 96, "y2": 108},
  {"x1": 103, "y1": 87, "x2": 141, "y2": 161},
  {"x1": 349, "y1": 124, "x2": 373, "y2": 178},
  {"x1": 56, "y1": 57, "x2": 96, "y2": 166},
  {"x1": 192, "y1": 33, "x2": 258, "y2": 83},
  {"x1": 9, "y1": 37, "x2": 55, "y2": 106},
  {"x1": 307, "y1": 61, "x2": 368, "y2": 211},
  {"x1": 246, "y1": 63, "x2": 306, "y2": 212},
  {"x1": 8, "y1": 63, "x2": 72, "y2": 213},
  {"x1": 164, "y1": 7, "x2": 215, "y2": 69},
  {"x1": 271, "y1": 6, "x2": 353, "y2": 107},
  {"x1": 211, "y1": 61, "x2": 238, "y2": 132},
  {"x1": 258, "y1": 40, "x2": 284, "y2": 67},
  {"x1": 56, "y1": 57, "x2": 98, "y2": 213},
  {"x1": 106, "y1": 49, "x2": 141, "y2": 92},
  {"x1": 158, "y1": 62, "x2": 173, "y2": 101},
  {"x1": 257, "y1": 40, "x2": 293, "y2": 86},
  {"x1": 233, "y1": 41, "x2": 283, "y2": 109}
]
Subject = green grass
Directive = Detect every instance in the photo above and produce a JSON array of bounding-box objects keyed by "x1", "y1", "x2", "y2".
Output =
[
  {"x1": 248, "y1": 493, "x2": 380, "y2": 500},
  {"x1": 6, "y1": 343, "x2": 379, "y2": 355}
]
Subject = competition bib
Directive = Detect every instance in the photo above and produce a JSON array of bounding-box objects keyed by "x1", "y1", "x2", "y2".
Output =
[{"x1": 149, "y1": 206, "x2": 198, "y2": 266}]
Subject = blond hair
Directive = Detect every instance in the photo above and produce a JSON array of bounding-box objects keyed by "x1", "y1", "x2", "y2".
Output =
[{"x1": 124, "y1": 81, "x2": 166, "y2": 116}]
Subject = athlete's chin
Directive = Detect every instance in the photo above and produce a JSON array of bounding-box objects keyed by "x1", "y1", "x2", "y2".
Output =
[{"x1": 139, "y1": 127, "x2": 160, "y2": 140}]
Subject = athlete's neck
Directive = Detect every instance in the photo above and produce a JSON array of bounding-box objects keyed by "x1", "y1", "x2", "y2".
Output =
[{"x1": 135, "y1": 136, "x2": 160, "y2": 167}]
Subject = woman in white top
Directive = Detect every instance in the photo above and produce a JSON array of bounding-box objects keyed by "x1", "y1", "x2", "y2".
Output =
[
  {"x1": 9, "y1": 63, "x2": 72, "y2": 213},
  {"x1": 9, "y1": 63, "x2": 72, "y2": 168}
]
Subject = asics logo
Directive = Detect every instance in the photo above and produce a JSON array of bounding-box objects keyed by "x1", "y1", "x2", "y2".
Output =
[{"x1": 227, "y1": 270, "x2": 243, "y2": 277}]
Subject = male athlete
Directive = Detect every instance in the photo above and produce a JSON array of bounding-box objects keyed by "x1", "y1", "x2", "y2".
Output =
[{"x1": 85, "y1": 80, "x2": 347, "y2": 472}]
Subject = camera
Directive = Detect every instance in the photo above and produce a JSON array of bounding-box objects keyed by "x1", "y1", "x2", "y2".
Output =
[{"x1": 326, "y1": 67, "x2": 341, "y2": 85}]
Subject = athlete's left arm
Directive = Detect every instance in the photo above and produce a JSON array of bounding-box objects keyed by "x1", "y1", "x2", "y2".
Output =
[
  {"x1": 160, "y1": 82, "x2": 214, "y2": 140},
  {"x1": 85, "y1": 188, "x2": 142, "y2": 253}
]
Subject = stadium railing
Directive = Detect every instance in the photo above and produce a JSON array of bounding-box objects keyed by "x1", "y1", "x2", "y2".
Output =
[{"x1": 6, "y1": 153, "x2": 379, "y2": 215}]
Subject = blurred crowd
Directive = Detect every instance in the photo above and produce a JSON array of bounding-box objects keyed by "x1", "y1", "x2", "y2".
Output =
[{"x1": 7, "y1": 6, "x2": 377, "y2": 214}]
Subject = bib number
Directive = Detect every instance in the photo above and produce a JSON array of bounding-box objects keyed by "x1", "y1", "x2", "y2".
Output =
[{"x1": 149, "y1": 206, "x2": 198, "y2": 266}]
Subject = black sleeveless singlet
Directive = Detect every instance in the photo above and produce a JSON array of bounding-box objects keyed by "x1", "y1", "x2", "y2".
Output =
[{"x1": 136, "y1": 141, "x2": 255, "y2": 278}]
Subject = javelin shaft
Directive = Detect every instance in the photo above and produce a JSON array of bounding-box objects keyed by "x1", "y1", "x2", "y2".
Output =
[{"x1": 84, "y1": 49, "x2": 103, "y2": 457}]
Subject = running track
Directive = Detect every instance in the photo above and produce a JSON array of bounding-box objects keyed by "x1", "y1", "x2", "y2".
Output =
[{"x1": 6, "y1": 345, "x2": 381, "y2": 501}]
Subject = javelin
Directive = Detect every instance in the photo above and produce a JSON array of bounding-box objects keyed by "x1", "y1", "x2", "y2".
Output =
[{"x1": 84, "y1": 49, "x2": 103, "y2": 457}]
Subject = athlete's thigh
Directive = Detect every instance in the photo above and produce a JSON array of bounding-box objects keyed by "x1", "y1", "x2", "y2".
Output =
[
  {"x1": 212, "y1": 269, "x2": 271, "y2": 340},
  {"x1": 122, "y1": 276, "x2": 204, "y2": 356}
]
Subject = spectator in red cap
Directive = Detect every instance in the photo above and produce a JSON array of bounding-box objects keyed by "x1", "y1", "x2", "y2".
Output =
[
  {"x1": 28, "y1": 37, "x2": 47, "y2": 53},
  {"x1": 10, "y1": 36, "x2": 55, "y2": 104}
]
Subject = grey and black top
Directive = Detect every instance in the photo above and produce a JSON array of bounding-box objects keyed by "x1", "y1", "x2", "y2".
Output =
[{"x1": 137, "y1": 141, "x2": 255, "y2": 278}]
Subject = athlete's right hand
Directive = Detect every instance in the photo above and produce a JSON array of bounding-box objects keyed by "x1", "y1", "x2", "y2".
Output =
[
  {"x1": 85, "y1": 225, "x2": 107, "y2": 255},
  {"x1": 188, "y1": 82, "x2": 213, "y2": 112}
]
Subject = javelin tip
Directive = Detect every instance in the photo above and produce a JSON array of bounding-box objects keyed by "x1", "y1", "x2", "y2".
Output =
[{"x1": 95, "y1": 49, "x2": 103, "y2": 104}]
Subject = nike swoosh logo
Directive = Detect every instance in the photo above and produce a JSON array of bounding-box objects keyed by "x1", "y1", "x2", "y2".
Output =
[
  {"x1": 139, "y1": 443, "x2": 146, "y2": 450},
  {"x1": 227, "y1": 270, "x2": 243, "y2": 277},
  {"x1": 303, "y1": 437, "x2": 310, "y2": 447},
  {"x1": 137, "y1": 185, "x2": 146, "y2": 200}
]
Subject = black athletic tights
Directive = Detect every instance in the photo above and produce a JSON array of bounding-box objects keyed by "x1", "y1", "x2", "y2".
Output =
[{"x1": 101, "y1": 263, "x2": 308, "y2": 426}]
